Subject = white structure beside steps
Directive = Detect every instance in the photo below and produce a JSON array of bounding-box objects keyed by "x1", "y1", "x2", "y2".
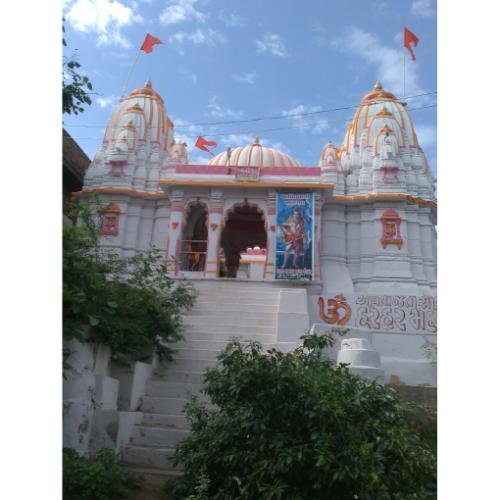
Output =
[{"x1": 67, "y1": 79, "x2": 437, "y2": 472}]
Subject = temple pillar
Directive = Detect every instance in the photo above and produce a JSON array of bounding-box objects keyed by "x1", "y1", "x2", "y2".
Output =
[
  {"x1": 205, "y1": 189, "x2": 224, "y2": 278},
  {"x1": 166, "y1": 190, "x2": 184, "y2": 276},
  {"x1": 264, "y1": 189, "x2": 276, "y2": 280}
]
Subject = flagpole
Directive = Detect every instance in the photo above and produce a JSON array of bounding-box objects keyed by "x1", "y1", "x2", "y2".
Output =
[
  {"x1": 403, "y1": 52, "x2": 406, "y2": 98},
  {"x1": 121, "y1": 47, "x2": 142, "y2": 98}
]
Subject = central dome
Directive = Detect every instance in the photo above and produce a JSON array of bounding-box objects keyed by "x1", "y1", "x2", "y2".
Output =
[{"x1": 209, "y1": 137, "x2": 300, "y2": 167}]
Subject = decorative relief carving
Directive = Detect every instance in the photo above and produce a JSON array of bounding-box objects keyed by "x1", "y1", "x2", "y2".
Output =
[
  {"x1": 353, "y1": 295, "x2": 436, "y2": 333},
  {"x1": 380, "y1": 208, "x2": 403, "y2": 249},
  {"x1": 318, "y1": 295, "x2": 352, "y2": 325},
  {"x1": 210, "y1": 223, "x2": 218, "y2": 231},
  {"x1": 99, "y1": 203, "x2": 120, "y2": 236}
]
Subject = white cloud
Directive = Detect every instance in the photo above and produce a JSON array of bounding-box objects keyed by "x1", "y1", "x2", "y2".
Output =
[
  {"x1": 329, "y1": 26, "x2": 427, "y2": 98},
  {"x1": 232, "y1": 71, "x2": 257, "y2": 84},
  {"x1": 207, "y1": 97, "x2": 242, "y2": 120},
  {"x1": 96, "y1": 95, "x2": 119, "y2": 108},
  {"x1": 411, "y1": 0, "x2": 436, "y2": 19},
  {"x1": 414, "y1": 124, "x2": 436, "y2": 148},
  {"x1": 65, "y1": 0, "x2": 143, "y2": 48},
  {"x1": 168, "y1": 28, "x2": 226, "y2": 47},
  {"x1": 255, "y1": 34, "x2": 288, "y2": 57},
  {"x1": 282, "y1": 104, "x2": 330, "y2": 135},
  {"x1": 160, "y1": 0, "x2": 206, "y2": 25},
  {"x1": 218, "y1": 10, "x2": 245, "y2": 27},
  {"x1": 217, "y1": 133, "x2": 255, "y2": 148}
]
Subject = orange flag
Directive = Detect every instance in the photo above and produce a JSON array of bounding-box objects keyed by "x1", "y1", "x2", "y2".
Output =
[
  {"x1": 403, "y1": 27, "x2": 419, "y2": 61},
  {"x1": 140, "y1": 33, "x2": 162, "y2": 54},
  {"x1": 195, "y1": 136, "x2": 217, "y2": 156}
]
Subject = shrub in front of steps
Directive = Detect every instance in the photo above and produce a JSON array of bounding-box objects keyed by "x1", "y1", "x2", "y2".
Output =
[
  {"x1": 64, "y1": 197, "x2": 196, "y2": 363},
  {"x1": 165, "y1": 334, "x2": 436, "y2": 500},
  {"x1": 63, "y1": 448, "x2": 142, "y2": 499}
]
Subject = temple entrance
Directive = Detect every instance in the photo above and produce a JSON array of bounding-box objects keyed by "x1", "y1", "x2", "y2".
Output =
[
  {"x1": 220, "y1": 204, "x2": 267, "y2": 278},
  {"x1": 180, "y1": 202, "x2": 208, "y2": 272}
]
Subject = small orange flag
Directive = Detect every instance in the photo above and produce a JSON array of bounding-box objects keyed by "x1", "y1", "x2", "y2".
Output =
[
  {"x1": 195, "y1": 136, "x2": 217, "y2": 156},
  {"x1": 140, "y1": 33, "x2": 162, "y2": 54},
  {"x1": 403, "y1": 27, "x2": 419, "y2": 61}
]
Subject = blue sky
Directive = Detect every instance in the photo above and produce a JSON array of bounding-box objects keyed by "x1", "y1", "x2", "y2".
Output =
[{"x1": 62, "y1": 0, "x2": 436, "y2": 171}]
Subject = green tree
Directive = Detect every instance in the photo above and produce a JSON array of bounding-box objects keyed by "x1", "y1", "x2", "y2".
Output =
[
  {"x1": 166, "y1": 335, "x2": 436, "y2": 500},
  {"x1": 63, "y1": 197, "x2": 196, "y2": 363},
  {"x1": 63, "y1": 20, "x2": 93, "y2": 115}
]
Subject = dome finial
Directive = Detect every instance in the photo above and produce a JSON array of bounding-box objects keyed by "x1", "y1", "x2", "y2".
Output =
[
  {"x1": 374, "y1": 80, "x2": 382, "y2": 90},
  {"x1": 254, "y1": 136, "x2": 260, "y2": 145},
  {"x1": 145, "y1": 79, "x2": 152, "y2": 88}
]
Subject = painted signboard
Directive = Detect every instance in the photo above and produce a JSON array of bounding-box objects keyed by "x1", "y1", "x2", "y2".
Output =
[{"x1": 275, "y1": 192, "x2": 314, "y2": 280}]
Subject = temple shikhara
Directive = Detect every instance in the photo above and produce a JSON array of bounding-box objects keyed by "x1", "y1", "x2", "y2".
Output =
[{"x1": 70, "y1": 78, "x2": 437, "y2": 466}]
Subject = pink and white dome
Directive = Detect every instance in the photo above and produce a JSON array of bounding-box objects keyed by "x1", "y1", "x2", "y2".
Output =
[{"x1": 209, "y1": 137, "x2": 300, "y2": 167}]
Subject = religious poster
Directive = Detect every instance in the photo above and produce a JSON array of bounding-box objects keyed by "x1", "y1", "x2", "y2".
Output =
[{"x1": 275, "y1": 192, "x2": 314, "y2": 280}]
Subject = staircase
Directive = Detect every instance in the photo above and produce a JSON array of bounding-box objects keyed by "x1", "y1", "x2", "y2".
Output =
[{"x1": 121, "y1": 280, "x2": 282, "y2": 472}]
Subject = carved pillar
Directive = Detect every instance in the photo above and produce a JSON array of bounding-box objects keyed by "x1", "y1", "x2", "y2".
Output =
[
  {"x1": 314, "y1": 194, "x2": 324, "y2": 282},
  {"x1": 205, "y1": 189, "x2": 224, "y2": 278},
  {"x1": 166, "y1": 190, "x2": 184, "y2": 276},
  {"x1": 264, "y1": 189, "x2": 277, "y2": 280}
]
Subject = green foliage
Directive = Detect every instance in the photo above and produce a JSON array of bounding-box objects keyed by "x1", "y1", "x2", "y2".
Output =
[
  {"x1": 63, "y1": 20, "x2": 93, "y2": 115},
  {"x1": 63, "y1": 448, "x2": 142, "y2": 500},
  {"x1": 167, "y1": 335, "x2": 437, "y2": 500},
  {"x1": 63, "y1": 197, "x2": 196, "y2": 363}
]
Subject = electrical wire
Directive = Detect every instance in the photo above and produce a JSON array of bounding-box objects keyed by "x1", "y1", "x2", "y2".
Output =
[
  {"x1": 63, "y1": 103, "x2": 437, "y2": 142},
  {"x1": 64, "y1": 91, "x2": 437, "y2": 131}
]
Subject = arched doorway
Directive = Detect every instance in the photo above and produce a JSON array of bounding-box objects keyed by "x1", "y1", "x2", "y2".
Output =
[
  {"x1": 220, "y1": 203, "x2": 267, "y2": 278},
  {"x1": 180, "y1": 202, "x2": 208, "y2": 272}
]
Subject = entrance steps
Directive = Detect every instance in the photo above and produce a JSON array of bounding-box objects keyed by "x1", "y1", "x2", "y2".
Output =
[{"x1": 121, "y1": 280, "x2": 283, "y2": 472}]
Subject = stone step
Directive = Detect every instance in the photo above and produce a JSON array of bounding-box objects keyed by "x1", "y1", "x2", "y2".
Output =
[
  {"x1": 167, "y1": 348, "x2": 220, "y2": 361},
  {"x1": 174, "y1": 331, "x2": 276, "y2": 343},
  {"x1": 142, "y1": 394, "x2": 212, "y2": 414},
  {"x1": 174, "y1": 339, "x2": 276, "y2": 351},
  {"x1": 185, "y1": 310, "x2": 277, "y2": 321},
  {"x1": 146, "y1": 380, "x2": 203, "y2": 398},
  {"x1": 142, "y1": 413, "x2": 189, "y2": 429},
  {"x1": 151, "y1": 371, "x2": 205, "y2": 384},
  {"x1": 191, "y1": 291, "x2": 280, "y2": 301},
  {"x1": 180, "y1": 324, "x2": 276, "y2": 336},
  {"x1": 160, "y1": 358, "x2": 217, "y2": 374},
  {"x1": 122, "y1": 445, "x2": 180, "y2": 471},
  {"x1": 142, "y1": 396, "x2": 189, "y2": 415},
  {"x1": 130, "y1": 426, "x2": 190, "y2": 448},
  {"x1": 189, "y1": 302, "x2": 279, "y2": 313},
  {"x1": 183, "y1": 320, "x2": 276, "y2": 333}
]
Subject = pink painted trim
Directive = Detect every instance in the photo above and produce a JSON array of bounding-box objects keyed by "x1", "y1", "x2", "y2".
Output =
[
  {"x1": 176, "y1": 164, "x2": 229, "y2": 175},
  {"x1": 209, "y1": 209, "x2": 223, "y2": 214},
  {"x1": 171, "y1": 207, "x2": 184, "y2": 213},
  {"x1": 262, "y1": 167, "x2": 321, "y2": 177},
  {"x1": 173, "y1": 164, "x2": 321, "y2": 177},
  {"x1": 267, "y1": 208, "x2": 276, "y2": 215}
]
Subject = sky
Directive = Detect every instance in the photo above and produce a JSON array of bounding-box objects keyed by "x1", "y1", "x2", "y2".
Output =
[{"x1": 62, "y1": 0, "x2": 437, "y2": 171}]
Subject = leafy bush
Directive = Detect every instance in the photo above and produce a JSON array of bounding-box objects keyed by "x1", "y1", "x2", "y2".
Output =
[
  {"x1": 63, "y1": 448, "x2": 141, "y2": 499},
  {"x1": 166, "y1": 335, "x2": 436, "y2": 499},
  {"x1": 63, "y1": 198, "x2": 196, "y2": 363}
]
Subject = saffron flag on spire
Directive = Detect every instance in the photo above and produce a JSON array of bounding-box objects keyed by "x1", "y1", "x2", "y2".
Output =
[
  {"x1": 140, "y1": 33, "x2": 162, "y2": 54},
  {"x1": 195, "y1": 136, "x2": 217, "y2": 156},
  {"x1": 403, "y1": 27, "x2": 419, "y2": 60}
]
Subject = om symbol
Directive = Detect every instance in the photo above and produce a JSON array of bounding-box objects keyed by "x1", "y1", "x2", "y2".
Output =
[{"x1": 318, "y1": 295, "x2": 352, "y2": 325}]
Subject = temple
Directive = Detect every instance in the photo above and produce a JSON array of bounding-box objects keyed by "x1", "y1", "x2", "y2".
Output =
[{"x1": 76, "y1": 79, "x2": 437, "y2": 386}]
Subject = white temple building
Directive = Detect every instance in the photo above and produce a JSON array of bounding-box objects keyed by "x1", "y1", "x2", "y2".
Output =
[
  {"x1": 76, "y1": 79, "x2": 437, "y2": 387},
  {"x1": 67, "y1": 79, "x2": 438, "y2": 468}
]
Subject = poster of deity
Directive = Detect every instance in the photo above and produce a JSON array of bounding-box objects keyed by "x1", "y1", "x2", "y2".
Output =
[{"x1": 275, "y1": 192, "x2": 314, "y2": 280}]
